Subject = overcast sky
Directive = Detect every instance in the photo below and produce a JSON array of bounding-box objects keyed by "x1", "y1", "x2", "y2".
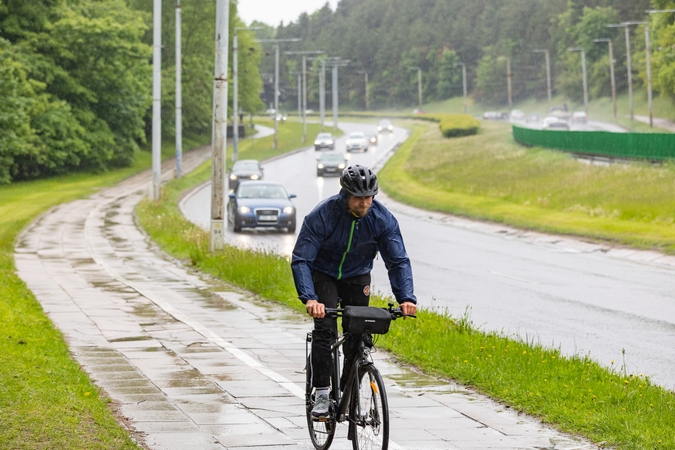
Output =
[{"x1": 238, "y1": 0, "x2": 339, "y2": 27}]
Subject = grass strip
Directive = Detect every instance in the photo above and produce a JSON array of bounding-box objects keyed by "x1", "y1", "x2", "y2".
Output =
[
  {"x1": 0, "y1": 155, "x2": 161, "y2": 449},
  {"x1": 378, "y1": 120, "x2": 675, "y2": 254},
  {"x1": 137, "y1": 127, "x2": 675, "y2": 449}
]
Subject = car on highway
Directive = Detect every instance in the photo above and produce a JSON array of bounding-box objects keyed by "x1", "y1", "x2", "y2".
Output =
[
  {"x1": 316, "y1": 152, "x2": 347, "y2": 177},
  {"x1": 366, "y1": 132, "x2": 378, "y2": 145},
  {"x1": 412, "y1": 108, "x2": 426, "y2": 114},
  {"x1": 345, "y1": 131, "x2": 369, "y2": 152},
  {"x1": 314, "y1": 132, "x2": 335, "y2": 151},
  {"x1": 510, "y1": 109, "x2": 524, "y2": 121},
  {"x1": 571, "y1": 111, "x2": 588, "y2": 124},
  {"x1": 227, "y1": 181, "x2": 297, "y2": 233},
  {"x1": 525, "y1": 113, "x2": 540, "y2": 123},
  {"x1": 542, "y1": 116, "x2": 570, "y2": 130},
  {"x1": 483, "y1": 111, "x2": 499, "y2": 120},
  {"x1": 377, "y1": 119, "x2": 394, "y2": 133},
  {"x1": 228, "y1": 159, "x2": 263, "y2": 192}
]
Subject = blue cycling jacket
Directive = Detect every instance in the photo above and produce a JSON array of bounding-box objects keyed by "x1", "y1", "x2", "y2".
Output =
[{"x1": 291, "y1": 189, "x2": 416, "y2": 305}]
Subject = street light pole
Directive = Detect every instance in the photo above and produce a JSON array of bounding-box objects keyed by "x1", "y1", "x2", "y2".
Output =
[
  {"x1": 533, "y1": 49, "x2": 552, "y2": 109},
  {"x1": 593, "y1": 38, "x2": 617, "y2": 118},
  {"x1": 456, "y1": 63, "x2": 467, "y2": 113},
  {"x1": 210, "y1": 0, "x2": 229, "y2": 251},
  {"x1": 152, "y1": 0, "x2": 161, "y2": 200},
  {"x1": 497, "y1": 57, "x2": 512, "y2": 109},
  {"x1": 409, "y1": 66, "x2": 422, "y2": 107},
  {"x1": 357, "y1": 70, "x2": 369, "y2": 110},
  {"x1": 320, "y1": 60, "x2": 326, "y2": 129},
  {"x1": 568, "y1": 48, "x2": 588, "y2": 114},
  {"x1": 175, "y1": 0, "x2": 182, "y2": 178},
  {"x1": 289, "y1": 71, "x2": 302, "y2": 119},
  {"x1": 232, "y1": 26, "x2": 262, "y2": 161},
  {"x1": 645, "y1": 25, "x2": 653, "y2": 127},
  {"x1": 284, "y1": 50, "x2": 324, "y2": 142}
]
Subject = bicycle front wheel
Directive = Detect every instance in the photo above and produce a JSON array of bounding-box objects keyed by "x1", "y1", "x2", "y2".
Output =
[
  {"x1": 306, "y1": 354, "x2": 336, "y2": 450},
  {"x1": 351, "y1": 364, "x2": 389, "y2": 450}
]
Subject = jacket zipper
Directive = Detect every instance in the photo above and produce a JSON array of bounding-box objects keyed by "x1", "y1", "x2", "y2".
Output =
[{"x1": 338, "y1": 220, "x2": 356, "y2": 279}]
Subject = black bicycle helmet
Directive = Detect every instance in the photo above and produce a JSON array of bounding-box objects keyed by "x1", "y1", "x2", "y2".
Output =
[{"x1": 340, "y1": 165, "x2": 379, "y2": 197}]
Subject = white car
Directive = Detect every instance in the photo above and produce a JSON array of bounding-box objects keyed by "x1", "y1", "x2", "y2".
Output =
[
  {"x1": 542, "y1": 116, "x2": 570, "y2": 130},
  {"x1": 571, "y1": 111, "x2": 588, "y2": 124},
  {"x1": 377, "y1": 119, "x2": 394, "y2": 133},
  {"x1": 510, "y1": 109, "x2": 524, "y2": 121},
  {"x1": 345, "y1": 132, "x2": 369, "y2": 152}
]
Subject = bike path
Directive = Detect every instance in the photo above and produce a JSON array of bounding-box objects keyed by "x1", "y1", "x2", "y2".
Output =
[{"x1": 14, "y1": 148, "x2": 598, "y2": 449}]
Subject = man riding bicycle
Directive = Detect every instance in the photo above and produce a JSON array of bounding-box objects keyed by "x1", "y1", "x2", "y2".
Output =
[{"x1": 291, "y1": 164, "x2": 417, "y2": 419}]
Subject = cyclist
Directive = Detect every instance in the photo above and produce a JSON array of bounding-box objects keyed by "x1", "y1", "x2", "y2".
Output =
[{"x1": 291, "y1": 164, "x2": 417, "y2": 419}]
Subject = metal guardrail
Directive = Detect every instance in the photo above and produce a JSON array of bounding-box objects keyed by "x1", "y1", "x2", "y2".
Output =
[{"x1": 512, "y1": 125, "x2": 675, "y2": 160}]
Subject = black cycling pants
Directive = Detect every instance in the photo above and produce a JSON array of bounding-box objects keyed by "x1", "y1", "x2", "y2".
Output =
[{"x1": 310, "y1": 271, "x2": 371, "y2": 388}]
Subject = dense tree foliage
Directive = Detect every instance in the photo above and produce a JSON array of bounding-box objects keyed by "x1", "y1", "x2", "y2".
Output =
[
  {"x1": 267, "y1": 0, "x2": 656, "y2": 110},
  {"x1": 0, "y1": 0, "x2": 151, "y2": 183}
]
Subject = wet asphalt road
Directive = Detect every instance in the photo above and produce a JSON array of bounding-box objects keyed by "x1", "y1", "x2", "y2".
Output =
[{"x1": 183, "y1": 122, "x2": 675, "y2": 389}]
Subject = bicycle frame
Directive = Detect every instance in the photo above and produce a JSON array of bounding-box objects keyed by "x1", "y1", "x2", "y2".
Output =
[{"x1": 330, "y1": 332, "x2": 372, "y2": 423}]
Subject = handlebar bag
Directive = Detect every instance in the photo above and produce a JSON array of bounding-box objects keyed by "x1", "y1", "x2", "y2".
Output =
[{"x1": 342, "y1": 306, "x2": 391, "y2": 335}]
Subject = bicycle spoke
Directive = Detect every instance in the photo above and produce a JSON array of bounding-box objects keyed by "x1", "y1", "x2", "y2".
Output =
[{"x1": 352, "y1": 365, "x2": 389, "y2": 450}]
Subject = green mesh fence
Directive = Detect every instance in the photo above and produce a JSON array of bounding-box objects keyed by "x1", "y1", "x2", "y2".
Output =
[{"x1": 512, "y1": 125, "x2": 675, "y2": 160}]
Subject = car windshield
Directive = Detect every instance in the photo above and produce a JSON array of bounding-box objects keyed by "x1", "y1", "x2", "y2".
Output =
[
  {"x1": 349, "y1": 132, "x2": 365, "y2": 139},
  {"x1": 232, "y1": 161, "x2": 259, "y2": 172},
  {"x1": 317, "y1": 133, "x2": 332, "y2": 139},
  {"x1": 379, "y1": 120, "x2": 391, "y2": 126},
  {"x1": 238, "y1": 184, "x2": 288, "y2": 199},
  {"x1": 320, "y1": 154, "x2": 344, "y2": 161}
]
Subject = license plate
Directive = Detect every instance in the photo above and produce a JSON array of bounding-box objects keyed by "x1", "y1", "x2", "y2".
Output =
[
  {"x1": 258, "y1": 215, "x2": 277, "y2": 221},
  {"x1": 326, "y1": 167, "x2": 336, "y2": 171}
]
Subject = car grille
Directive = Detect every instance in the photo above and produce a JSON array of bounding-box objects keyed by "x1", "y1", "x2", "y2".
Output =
[{"x1": 255, "y1": 208, "x2": 279, "y2": 223}]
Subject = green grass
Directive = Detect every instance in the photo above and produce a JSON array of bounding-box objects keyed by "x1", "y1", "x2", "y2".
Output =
[
  {"x1": 0, "y1": 131, "x2": 209, "y2": 448},
  {"x1": 136, "y1": 131, "x2": 675, "y2": 449},
  {"x1": 378, "y1": 120, "x2": 675, "y2": 254},
  {"x1": 0, "y1": 156, "x2": 157, "y2": 449}
]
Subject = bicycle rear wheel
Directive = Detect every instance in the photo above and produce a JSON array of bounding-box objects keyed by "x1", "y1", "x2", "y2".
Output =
[
  {"x1": 351, "y1": 363, "x2": 389, "y2": 450},
  {"x1": 306, "y1": 354, "x2": 336, "y2": 450}
]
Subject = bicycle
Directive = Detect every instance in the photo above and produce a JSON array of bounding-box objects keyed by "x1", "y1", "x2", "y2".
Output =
[{"x1": 305, "y1": 303, "x2": 415, "y2": 450}]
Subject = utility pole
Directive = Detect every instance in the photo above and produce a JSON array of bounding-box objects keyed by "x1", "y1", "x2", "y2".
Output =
[
  {"x1": 152, "y1": 0, "x2": 161, "y2": 199},
  {"x1": 210, "y1": 0, "x2": 229, "y2": 251},
  {"x1": 285, "y1": 50, "x2": 324, "y2": 143},
  {"x1": 533, "y1": 49, "x2": 552, "y2": 110},
  {"x1": 497, "y1": 57, "x2": 512, "y2": 109},
  {"x1": 175, "y1": 0, "x2": 182, "y2": 178},
  {"x1": 593, "y1": 38, "x2": 617, "y2": 118},
  {"x1": 568, "y1": 48, "x2": 588, "y2": 114},
  {"x1": 289, "y1": 71, "x2": 302, "y2": 119},
  {"x1": 320, "y1": 60, "x2": 326, "y2": 129},
  {"x1": 456, "y1": 63, "x2": 467, "y2": 113},
  {"x1": 257, "y1": 38, "x2": 301, "y2": 149},
  {"x1": 357, "y1": 70, "x2": 369, "y2": 110},
  {"x1": 409, "y1": 66, "x2": 422, "y2": 107},
  {"x1": 232, "y1": 27, "x2": 261, "y2": 161}
]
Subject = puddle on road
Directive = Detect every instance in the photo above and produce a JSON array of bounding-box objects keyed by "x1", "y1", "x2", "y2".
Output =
[{"x1": 386, "y1": 368, "x2": 470, "y2": 395}]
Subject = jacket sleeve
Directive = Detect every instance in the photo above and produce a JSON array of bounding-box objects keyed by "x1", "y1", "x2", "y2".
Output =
[
  {"x1": 376, "y1": 215, "x2": 417, "y2": 305},
  {"x1": 291, "y1": 210, "x2": 325, "y2": 303}
]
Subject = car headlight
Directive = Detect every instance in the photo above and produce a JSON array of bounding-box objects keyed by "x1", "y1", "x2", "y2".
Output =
[
  {"x1": 283, "y1": 206, "x2": 294, "y2": 214},
  {"x1": 388, "y1": 126, "x2": 393, "y2": 130},
  {"x1": 229, "y1": 174, "x2": 237, "y2": 180},
  {"x1": 338, "y1": 163, "x2": 345, "y2": 169},
  {"x1": 317, "y1": 164, "x2": 325, "y2": 169},
  {"x1": 238, "y1": 206, "x2": 251, "y2": 214},
  {"x1": 377, "y1": 127, "x2": 382, "y2": 131},
  {"x1": 314, "y1": 140, "x2": 320, "y2": 145},
  {"x1": 328, "y1": 141, "x2": 333, "y2": 145},
  {"x1": 250, "y1": 174, "x2": 260, "y2": 180}
]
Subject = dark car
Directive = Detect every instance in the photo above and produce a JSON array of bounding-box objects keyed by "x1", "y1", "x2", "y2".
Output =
[
  {"x1": 317, "y1": 152, "x2": 347, "y2": 177},
  {"x1": 314, "y1": 132, "x2": 335, "y2": 151},
  {"x1": 227, "y1": 181, "x2": 296, "y2": 233},
  {"x1": 229, "y1": 159, "x2": 263, "y2": 192},
  {"x1": 366, "y1": 132, "x2": 378, "y2": 145}
]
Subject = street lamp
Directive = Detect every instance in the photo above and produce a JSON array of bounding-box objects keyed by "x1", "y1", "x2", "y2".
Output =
[
  {"x1": 409, "y1": 66, "x2": 423, "y2": 107},
  {"x1": 232, "y1": 26, "x2": 262, "y2": 161},
  {"x1": 357, "y1": 70, "x2": 369, "y2": 110},
  {"x1": 496, "y1": 57, "x2": 512, "y2": 109},
  {"x1": 567, "y1": 47, "x2": 589, "y2": 114},
  {"x1": 289, "y1": 71, "x2": 302, "y2": 119},
  {"x1": 285, "y1": 50, "x2": 325, "y2": 143},
  {"x1": 322, "y1": 58, "x2": 350, "y2": 130},
  {"x1": 257, "y1": 38, "x2": 302, "y2": 149},
  {"x1": 456, "y1": 62, "x2": 468, "y2": 113},
  {"x1": 533, "y1": 49, "x2": 552, "y2": 109},
  {"x1": 593, "y1": 38, "x2": 617, "y2": 118}
]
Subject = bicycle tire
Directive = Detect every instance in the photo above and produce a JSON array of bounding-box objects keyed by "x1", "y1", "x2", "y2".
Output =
[
  {"x1": 306, "y1": 354, "x2": 336, "y2": 450},
  {"x1": 351, "y1": 363, "x2": 389, "y2": 450}
]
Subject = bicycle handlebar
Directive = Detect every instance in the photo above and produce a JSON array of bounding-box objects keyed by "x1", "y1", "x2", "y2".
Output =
[{"x1": 324, "y1": 303, "x2": 416, "y2": 320}]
